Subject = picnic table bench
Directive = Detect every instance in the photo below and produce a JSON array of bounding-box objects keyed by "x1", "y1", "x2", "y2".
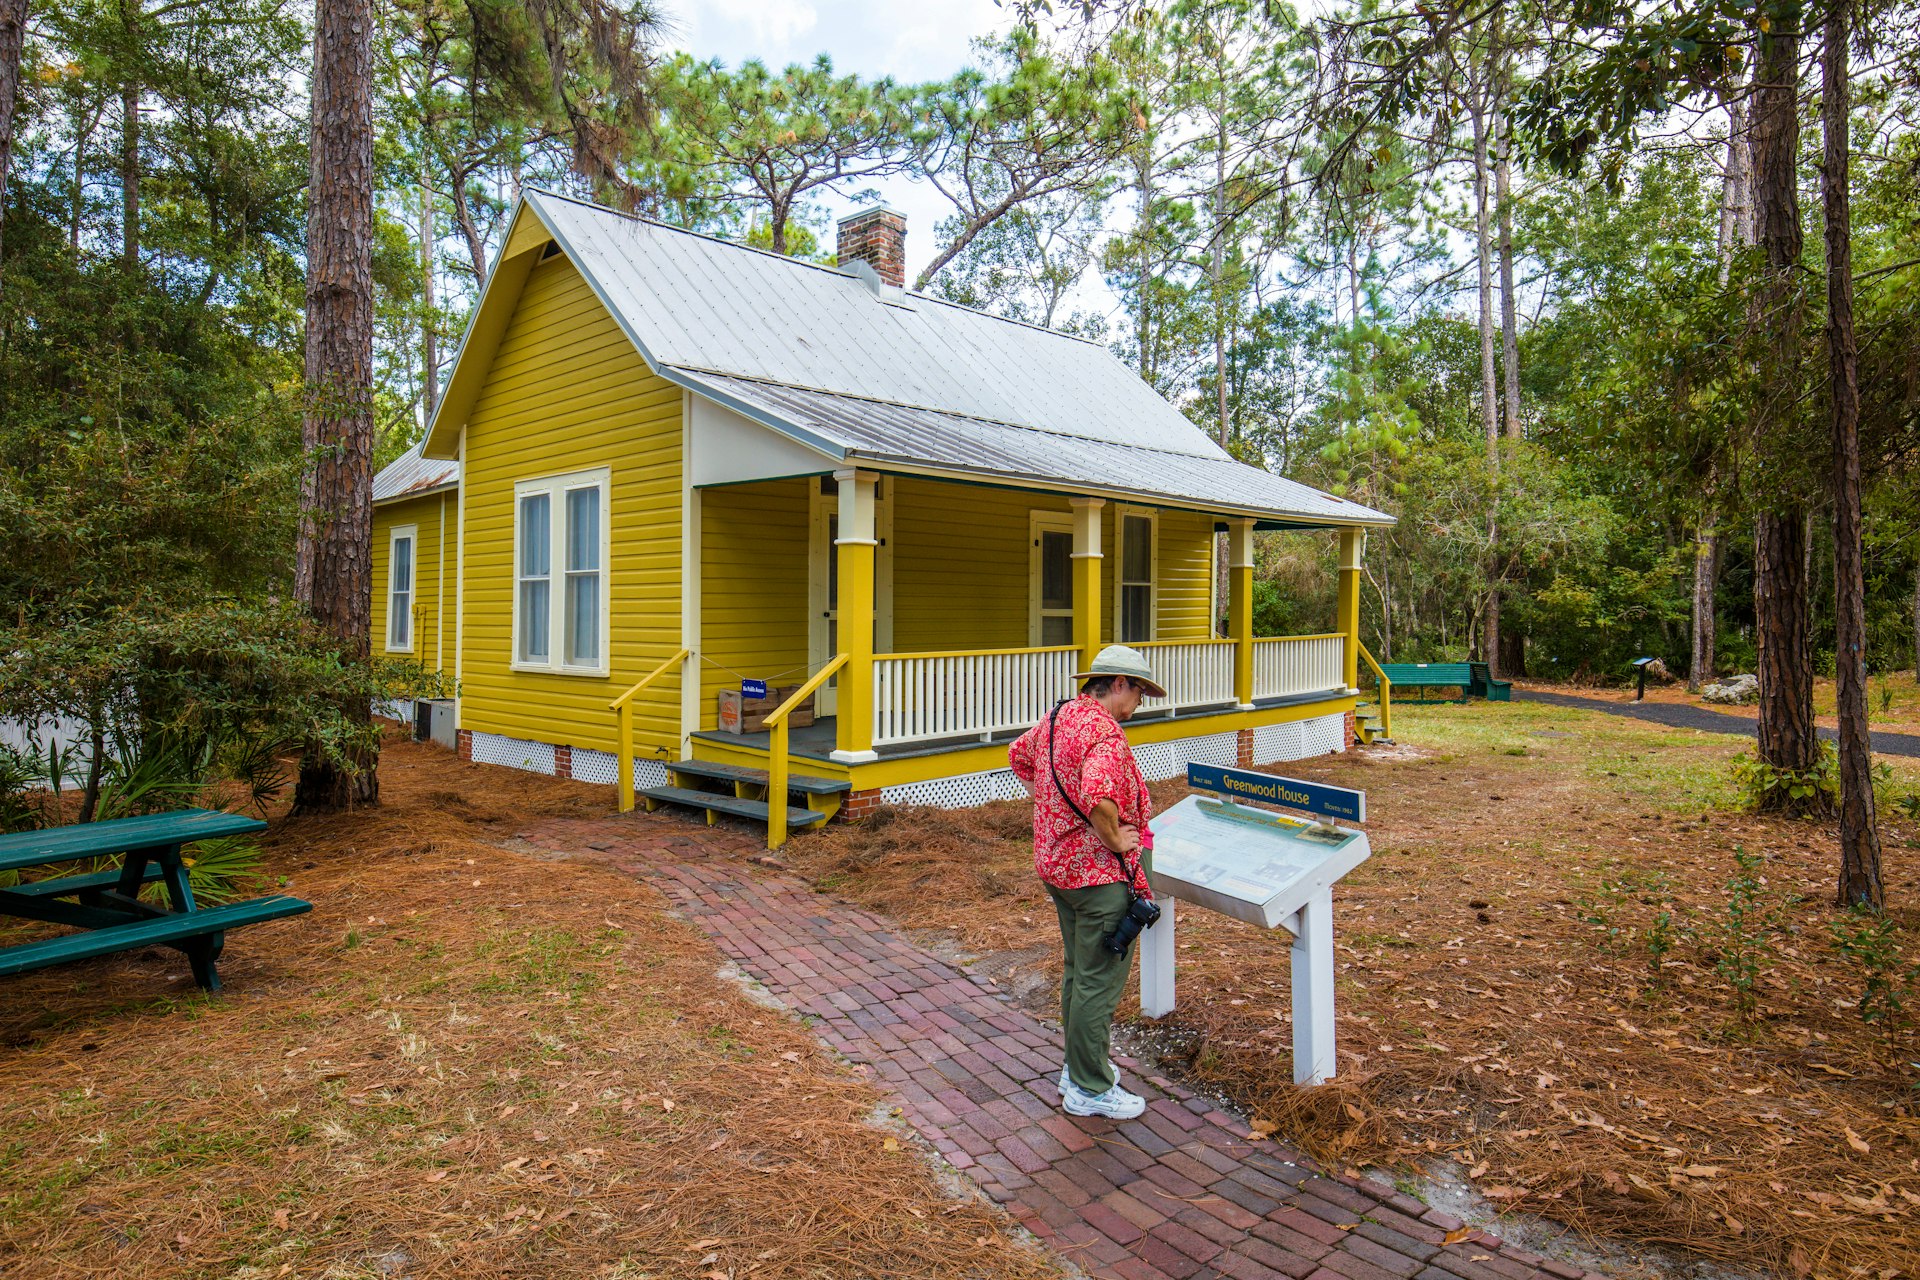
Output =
[{"x1": 0, "y1": 809, "x2": 310, "y2": 992}]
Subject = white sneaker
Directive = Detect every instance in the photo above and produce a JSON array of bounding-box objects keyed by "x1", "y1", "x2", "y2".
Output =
[
  {"x1": 1062, "y1": 1079, "x2": 1146, "y2": 1120},
  {"x1": 1057, "y1": 1061, "x2": 1117, "y2": 1095}
]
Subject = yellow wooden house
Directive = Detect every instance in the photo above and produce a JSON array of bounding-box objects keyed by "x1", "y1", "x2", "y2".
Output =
[{"x1": 370, "y1": 192, "x2": 1393, "y2": 843}]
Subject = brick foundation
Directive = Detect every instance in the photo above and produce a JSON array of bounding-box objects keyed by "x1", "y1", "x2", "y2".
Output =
[
  {"x1": 456, "y1": 728, "x2": 473, "y2": 761},
  {"x1": 835, "y1": 788, "x2": 884, "y2": 823},
  {"x1": 1343, "y1": 710, "x2": 1357, "y2": 751},
  {"x1": 1235, "y1": 727, "x2": 1256, "y2": 768},
  {"x1": 553, "y1": 745, "x2": 573, "y2": 780}
]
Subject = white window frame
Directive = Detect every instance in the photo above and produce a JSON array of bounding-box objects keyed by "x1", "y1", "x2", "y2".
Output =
[
  {"x1": 1029, "y1": 511, "x2": 1075, "y2": 647},
  {"x1": 1112, "y1": 505, "x2": 1158, "y2": 644},
  {"x1": 386, "y1": 524, "x2": 418, "y2": 653},
  {"x1": 512, "y1": 466, "x2": 611, "y2": 677}
]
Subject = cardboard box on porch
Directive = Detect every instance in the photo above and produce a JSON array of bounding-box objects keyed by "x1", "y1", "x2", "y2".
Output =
[{"x1": 717, "y1": 686, "x2": 814, "y2": 734}]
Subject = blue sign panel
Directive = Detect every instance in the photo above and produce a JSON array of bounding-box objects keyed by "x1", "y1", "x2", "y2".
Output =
[
  {"x1": 741, "y1": 678, "x2": 769, "y2": 699},
  {"x1": 1186, "y1": 763, "x2": 1366, "y2": 824}
]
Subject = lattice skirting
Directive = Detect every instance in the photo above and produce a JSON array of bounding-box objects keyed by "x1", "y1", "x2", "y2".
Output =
[
  {"x1": 468, "y1": 731, "x2": 557, "y2": 776},
  {"x1": 568, "y1": 747, "x2": 669, "y2": 791},
  {"x1": 1253, "y1": 712, "x2": 1345, "y2": 764},
  {"x1": 373, "y1": 698, "x2": 413, "y2": 724},
  {"x1": 465, "y1": 732, "x2": 668, "y2": 788}
]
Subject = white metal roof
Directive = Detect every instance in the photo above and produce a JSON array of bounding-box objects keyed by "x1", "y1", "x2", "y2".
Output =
[
  {"x1": 680, "y1": 373, "x2": 1394, "y2": 526},
  {"x1": 424, "y1": 191, "x2": 1390, "y2": 528},
  {"x1": 372, "y1": 443, "x2": 459, "y2": 504},
  {"x1": 527, "y1": 190, "x2": 1230, "y2": 460}
]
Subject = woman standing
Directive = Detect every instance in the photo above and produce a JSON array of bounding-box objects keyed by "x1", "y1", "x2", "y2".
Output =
[{"x1": 1008, "y1": 644, "x2": 1163, "y2": 1120}]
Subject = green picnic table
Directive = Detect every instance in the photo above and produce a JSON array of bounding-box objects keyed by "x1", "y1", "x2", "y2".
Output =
[{"x1": 0, "y1": 809, "x2": 311, "y2": 992}]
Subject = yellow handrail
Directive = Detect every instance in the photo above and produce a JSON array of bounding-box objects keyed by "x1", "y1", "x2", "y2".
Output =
[
  {"x1": 1131, "y1": 637, "x2": 1236, "y2": 647},
  {"x1": 607, "y1": 646, "x2": 691, "y2": 811},
  {"x1": 766, "y1": 654, "x2": 847, "y2": 850},
  {"x1": 1253, "y1": 632, "x2": 1346, "y2": 644},
  {"x1": 1356, "y1": 641, "x2": 1392, "y2": 741}
]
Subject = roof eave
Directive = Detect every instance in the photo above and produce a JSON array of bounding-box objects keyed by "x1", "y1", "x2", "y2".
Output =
[
  {"x1": 374, "y1": 480, "x2": 460, "y2": 507},
  {"x1": 838, "y1": 451, "x2": 1396, "y2": 528}
]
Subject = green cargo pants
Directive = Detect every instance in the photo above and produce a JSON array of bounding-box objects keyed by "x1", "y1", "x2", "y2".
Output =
[{"x1": 1046, "y1": 879, "x2": 1134, "y2": 1095}]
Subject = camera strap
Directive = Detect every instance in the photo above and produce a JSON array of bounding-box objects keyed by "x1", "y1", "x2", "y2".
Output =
[{"x1": 1047, "y1": 700, "x2": 1145, "y2": 893}]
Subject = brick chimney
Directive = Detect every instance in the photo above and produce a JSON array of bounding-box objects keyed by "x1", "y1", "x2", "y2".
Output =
[{"x1": 837, "y1": 207, "x2": 907, "y2": 289}]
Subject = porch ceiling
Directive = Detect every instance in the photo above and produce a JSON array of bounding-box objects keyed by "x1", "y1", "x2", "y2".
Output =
[{"x1": 676, "y1": 371, "x2": 1393, "y2": 530}]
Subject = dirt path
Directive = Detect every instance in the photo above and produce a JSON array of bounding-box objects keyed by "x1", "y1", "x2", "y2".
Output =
[
  {"x1": 1514, "y1": 687, "x2": 1920, "y2": 756},
  {"x1": 523, "y1": 812, "x2": 1614, "y2": 1280}
]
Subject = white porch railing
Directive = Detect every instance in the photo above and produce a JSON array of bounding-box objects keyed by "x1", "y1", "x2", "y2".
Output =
[
  {"x1": 1134, "y1": 639, "x2": 1239, "y2": 713},
  {"x1": 1253, "y1": 634, "x2": 1345, "y2": 700},
  {"x1": 872, "y1": 646, "x2": 1079, "y2": 747}
]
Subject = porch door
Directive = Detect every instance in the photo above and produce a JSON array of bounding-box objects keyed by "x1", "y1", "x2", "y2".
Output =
[
  {"x1": 1029, "y1": 512, "x2": 1075, "y2": 646},
  {"x1": 809, "y1": 479, "x2": 892, "y2": 718}
]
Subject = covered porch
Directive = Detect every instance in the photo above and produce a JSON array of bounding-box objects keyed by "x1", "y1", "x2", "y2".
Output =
[{"x1": 677, "y1": 464, "x2": 1375, "y2": 789}]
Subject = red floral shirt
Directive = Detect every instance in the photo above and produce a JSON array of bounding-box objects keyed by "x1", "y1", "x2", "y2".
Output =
[{"x1": 1008, "y1": 696, "x2": 1153, "y2": 897}]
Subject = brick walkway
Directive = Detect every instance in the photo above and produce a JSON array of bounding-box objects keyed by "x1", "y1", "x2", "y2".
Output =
[{"x1": 523, "y1": 813, "x2": 1609, "y2": 1280}]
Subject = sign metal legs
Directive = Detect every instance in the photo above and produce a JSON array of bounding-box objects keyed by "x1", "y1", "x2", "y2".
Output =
[
  {"x1": 1139, "y1": 895, "x2": 1176, "y2": 1018},
  {"x1": 1289, "y1": 888, "x2": 1337, "y2": 1085}
]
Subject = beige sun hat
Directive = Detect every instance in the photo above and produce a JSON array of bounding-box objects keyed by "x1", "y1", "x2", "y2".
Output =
[{"x1": 1072, "y1": 644, "x2": 1168, "y2": 699}]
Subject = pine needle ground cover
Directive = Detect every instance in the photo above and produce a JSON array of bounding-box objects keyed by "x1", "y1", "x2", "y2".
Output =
[
  {"x1": 0, "y1": 737, "x2": 1057, "y2": 1280},
  {"x1": 788, "y1": 701, "x2": 1920, "y2": 1280}
]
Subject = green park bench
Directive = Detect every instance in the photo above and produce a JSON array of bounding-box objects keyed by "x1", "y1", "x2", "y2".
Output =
[
  {"x1": 1377, "y1": 662, "x2": 1474, "y2": 703},
  {"x1": 0, "y1": 809, "x2": 311, "y2": 992},
  {"x1": 1376, "y1": 661, "x2": 1511, "y2": 704},
  {"x1": 1468, "y1": 661, "x2": 1512, "y2": 701}
]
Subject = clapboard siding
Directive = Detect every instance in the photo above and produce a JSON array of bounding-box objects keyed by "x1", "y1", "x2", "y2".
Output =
[
  {"x1": 458, "y1": 253, "x2": 684, "y2": 757},
  {"x1": 371, "y1": 490, "x2": 456, "y2": 673},
  {"x1": 699, "y1": 479, "x2": 809, "y2": 729}
]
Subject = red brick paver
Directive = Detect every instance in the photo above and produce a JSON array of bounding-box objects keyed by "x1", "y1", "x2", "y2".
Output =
[{"x1": 522, "y1": 812, "x2": 1609, "y2": 1280}]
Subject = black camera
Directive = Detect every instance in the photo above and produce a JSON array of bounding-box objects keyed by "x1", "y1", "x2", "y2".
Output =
[{"x1": 1104, "y1": 894, "x2": 1162, "y2": 954}]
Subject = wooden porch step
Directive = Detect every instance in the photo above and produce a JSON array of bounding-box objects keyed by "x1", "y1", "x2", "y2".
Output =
[
  {"x1": 640, "y1": 786, "x2": 830, "y2": 830},
  {"x1": 668, "y1": 759, "x2": 849, "y2": 795}
]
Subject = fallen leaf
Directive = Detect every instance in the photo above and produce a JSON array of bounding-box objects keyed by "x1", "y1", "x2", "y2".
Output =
[
  {"x1": 1442, "y1": 1227, "x2": 1474, "y2": 1245},
  {"x1": 1844, "y1": 1127, "x2": 1870, "y2": 1154},
  {"x1": 662, "y1": 1098, "x2": 675, "y2": 1112},
  {"x1": 1672, "y1": 1165, "x2": 1724, "y2": 1179},
  {"x1": 424, "y1": 1170, "x2": 448, "y2": 1183},
  {"x1": 1809, "y1": 1063, "x2": 1854, "y2": 1078},
  {"x1": 1483, "y1": 1186, "x2": 1525, "y2": 1200},
  {"x1": 882, "y1": 1137, "x2": 901, "y2": 1152},
  {"x1": 501, "y1": 1157, "x2": 529, "y2": 1172},
  {"x1": 691, "y1": 1239, "x2": 722, "y2": 1250},
  {"x1": 272, "y1": 1209, "x2": 290, "y2": 1230},
  {"x1": 1249, "y1": 1119, "x2": 1278, "y2": 1139}
]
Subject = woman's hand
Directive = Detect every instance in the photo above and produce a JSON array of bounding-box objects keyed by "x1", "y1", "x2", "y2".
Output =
[{"x1": 1110, "y1": 823, "x2": 1142, "y2": 855}]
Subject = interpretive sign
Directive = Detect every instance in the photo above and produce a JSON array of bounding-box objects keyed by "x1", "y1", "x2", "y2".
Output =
[
  {"x1": 1138, "y1": 767, "x2": 1373, "y2": 1086},
  {"x1": 1146, "y1": 796, "x2": 1371, "y2": 929},
  {"x1": 1185, "y1": 762, "x2": 1365, "y2": 823}
]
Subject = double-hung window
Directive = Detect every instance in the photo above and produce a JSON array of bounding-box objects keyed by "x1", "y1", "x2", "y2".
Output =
[
  {"x1": 514, "y1": 468, "x2": 609, "y2": 674},
  {"x1": 386, "y1": 526, "x2": 417, "y2": 652},
  {"x1": 1116, "y1": 508, "x2": 1156, "y2": 644}
]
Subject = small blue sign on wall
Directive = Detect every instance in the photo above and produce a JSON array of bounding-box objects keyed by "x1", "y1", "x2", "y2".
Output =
[
  {"x1": 741, "y1": 678, "x2": 769, "y2": 699},
  {"x1": 1187, "y1": 763, "x2": 1366, "y2": 824}
]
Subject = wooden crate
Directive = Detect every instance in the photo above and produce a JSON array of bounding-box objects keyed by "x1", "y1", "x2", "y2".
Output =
[{"x1": 717, "y1": 686, "x2": 814, "y2": 734}]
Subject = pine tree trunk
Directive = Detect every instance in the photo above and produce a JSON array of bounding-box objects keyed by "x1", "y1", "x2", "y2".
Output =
[
  {"x1": 1689, "y1": 506, "x2": 1719, "y2": 692},
  {"x1": 0, "y1": 0, "x2": 27, "y2": 300},
  {"x1": 1470, "y1": 45, "x2": 1501, "y2": 676},
  {"x1": 121, "y1": 83, "x2": 139, "y2": 270},
  {"x1": 1750, "y1": 1, "x2": 1818, "y2": 811},
  {"x1": 1823, "y1": 7, "x2": 1882, "y2": 909},
  {"x1": 293, "y1": 0, "x2": 378, "y2": 813},
  {"x1": 420, "y1": 177, "x2": 439, "y2": 422},
  {"x1": 1495, "y1": 40, "x2": 1520, "y2": 438}
]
